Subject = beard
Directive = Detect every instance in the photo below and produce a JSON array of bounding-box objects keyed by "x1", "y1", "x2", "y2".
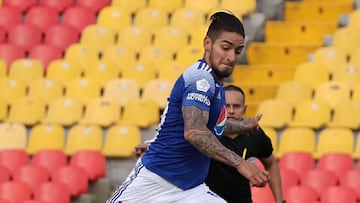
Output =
[{"x1": 211, "y1": 64, "x2": 234, "y2": 79}]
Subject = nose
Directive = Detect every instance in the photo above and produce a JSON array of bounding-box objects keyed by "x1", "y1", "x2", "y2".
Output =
[
  {"x1": 226, "y1": 50, "x2": 236, "y2": 64},
  {"x1": 227, "y1": 105, "x2": 234, "y2": 114}
]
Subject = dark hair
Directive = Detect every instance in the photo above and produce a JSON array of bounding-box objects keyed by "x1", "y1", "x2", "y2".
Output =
[
  {"x1": 225, "y1": 84, "x2": 245, "y2": 102},
  {"x1": 206, "y1": 11, "x2": 245, "y2": 41}
]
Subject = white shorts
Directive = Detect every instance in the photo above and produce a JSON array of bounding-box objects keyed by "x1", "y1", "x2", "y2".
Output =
[{"x1": 106, "y1": 161, "x2": 226, "y2": 203}]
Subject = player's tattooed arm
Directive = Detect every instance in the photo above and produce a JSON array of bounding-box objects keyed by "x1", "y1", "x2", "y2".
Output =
[
  {"x1": 182, "y1": 106, "x2": 244, "y2": 168},
  {"x1": 223, "y1": 113, "x2": 262, "y2": 135}
]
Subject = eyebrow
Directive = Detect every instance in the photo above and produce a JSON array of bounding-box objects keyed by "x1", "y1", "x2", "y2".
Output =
[{"x1": 222, "y1": 40, "x2": 245, "y2": 49}]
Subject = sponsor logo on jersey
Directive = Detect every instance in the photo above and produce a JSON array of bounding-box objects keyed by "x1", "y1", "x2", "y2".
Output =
[
  {"x1": 196, "y1": 79, "x2": 210, "y2": 92},
  {"x1": 186, "y1": 93, "x2": 211, "y2": 106},
  {"x1": 214, "y1": 105, "x2": 227, "y2": 136}
]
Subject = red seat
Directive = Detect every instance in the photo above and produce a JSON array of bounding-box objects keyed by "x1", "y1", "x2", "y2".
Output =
[
  {"x1": 69, "y1": 150, "x2": 106, "y2": 181},
  {"x1": 12, "y1": 165, "x2": 51, "y2": 190},
  {"x1": 301, "y1": 169, "x2": 338, "y2": 195},
  {"x1": 3, "y1": 0, "x2": 37, "y2": 12},
  {"x1": 24, "y1": 200, "x2": 49, "y2": 203},
  {"x1": 0, "y1": 165, "x2": 11, "y2": 183},
  {"x1": 31, "y1": 150, "x2": 68, "y2": 174},
  {"x1": 25, "y1": 6, "x2": 60, "y2": 32},
  {"x1": 7, "y1": 24, "x2": 43, "y2": 51},
  {"x1": 0, "y1": 27, "x2": 6, "y2": 43},
  {"x1": 339, "y1": 170, "x2": 360, "y2": 197},
  {"x1": 284, "y1": 185, "x2": 318, "y2": 203},
  {"x1": 317, "y1": 152, "x2": 354, "y2": 178},
  {"x1": 0, "y1": 7, "x2": 22, "y2": 30},
  {"x1": 33, "y1": 182, "x2": 71, "y2": 203},
  {"x1": 39, "y1": 0, "x2": 74, "y2": 13},
  {"x1": 0, "y1": 181, "x2": 32, "y2": 203},
  {"x1": 44, "y1": 24, "x2": 80, "y2": 52},
  {"x1": 62, "y1": 6, "x2": 96, "y2": 33},
  {"x1": 0, "y1": 43, "x2": 27, "y2": 66},
  {"x1": 75, "y1": 0, "x2": 110, "y2": 13},
  {"x1": 280, "y1": 168, "x2": 300, "y2": 188},
  {"x1": 51, "y1": 165, "x2": 89, "y2": 197},
  {"x1": 29, "y1": 44, "x2": 63, "y2": 69},
  {"x1": 0, "y1": 149, "x2": 29, "y2": 171},
  {"x1": 320, "y1": 185, "x2": 358, "y2": 203},
  {"x1": 279, "y1": 152, "x2": 315, "y2": 177},
  {"x1": 251, "y1": 185, "x2": 275, "y2": 203},
  {"x1": 0, "y1": 198, "x2": 11, "y2": 203}
]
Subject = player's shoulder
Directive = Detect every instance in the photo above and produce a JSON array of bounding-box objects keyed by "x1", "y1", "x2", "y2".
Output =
[{"x1": 183, "y1": 59, "x2": 215, "y2": 88}]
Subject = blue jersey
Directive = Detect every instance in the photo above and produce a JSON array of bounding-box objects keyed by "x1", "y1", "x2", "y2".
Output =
[{"x1": 141, "y1": 59, "x2": 227, "y2": 190}]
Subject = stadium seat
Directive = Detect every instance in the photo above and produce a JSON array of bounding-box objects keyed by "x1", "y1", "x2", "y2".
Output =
[
  {"x1": 276, "y1": 80, "x2": 314, "y2": 107},
  {"x1": 0, "y1": 59, "x2": 6, "y2": 78},
  {"x1": 317, "y1": 152, "x2": 354, "y2": 178},
  {"x1": 332, "y1": 27, "x2": 360, "y2": 55},
  {"x1": 2, "y1": 0, "x2": 37, "y2": 12},
  {"x1": 103, "y1": 78, "x2": 140, "y2": 107},
  {"x1": 64, "y1": 43, "x2": 100, "y2": 72},
  {"x1": 284, "y1": 185, "x2": 318, "y2": 203},
  {"x1": 33, "y1": 182, "x2": 71, "y2": 203},
  {"x1": 138, "y1": 46, "x2": 174, "y2": 68},
  {"x1": 340, "y1": 170, "x2": 360, "y2": 197},
  {"x1": 31, "y1": 150, "x2": 68, "y2": 174},
  {"x1": 142, "y1": 79, "x2": 172, "y2": 109},
  {"x1": 7, "y1": 24, "x2": 43, "y2": 51},
  {"x1": 64, "y1": 78, "x2": 102, "y2": 104},
  {"x1": 289, "y1": 99, "x2": 332, "y2": 129},
  {"x1": 315, "y1": 128, "x2": 355, "y2": 159},
  {"x1": 0, "y1": 99, "x2": 7, "y2": 122},
  {"x1": 101, "y1": 46, "x2": 137, "y2": 71},
  {"x1": 183, "y1": 0, "x2": 219, "y2": 15},
  {"x1": 26, "y1": 123, "x2": 65, "y2": 155},
  {"x1": 0, "y1": 122, "x2": 27, "y2": 150},
  {"x1": 148, "y1": 0, "x2": 183, "y2": 13},
  {"x1": 153, "y1": 25, "x2": 189, "y2": 53},
  {"x1": 25, "y1": 6, "x2": 59, "y2": 32},
  {"x1": 279, "y1": 152, "x2": 315, "y2": 177},
  {"x1": 121, "y1": 62, "x2": 157, "y2": 89},
  {"x1": 232, "y1": 83, "x2": 278, "y2": 104},
  {"x1": 39, "y1": 0, "x2": 73, "y2": 13},
  {"x1": 256, "y1": 98, "x2": 293, "y2": 129},
  {"x1": 12, "y1": 165, "x2": 51, "y2": 190},
  {"x1": 102, "y1": 124, "x2": 141, "y2": 158},
  {"x1": 276, "y1": 127, "x2": 316, "y2": 158},
  {"x1": 0, "y1": 149, "x2": 29, "y2": 171},
  {"x1": 80, "y1": 24, "x2": 117, "y2": 51},
  {"x1": 170, "y1": 8, "x2": 206, "y2": 34},
  {"x1": 75, "y1": 0, "x2": 110, "y2": 13},
  {"x1": 352, "y1": 83, "x2": 360, "y2": 101},
  {"x1": 44, "y1": 24, "x2": 80, "y2": 52},
  {"x1": 29, "y1": 44, "x2": 63, "y2": 69},
  {"x1": 189, "y1": 24, "x2": 209, "y2": 48},
  {"x1": 46, "y1": 59, "x2": 82, "y2": 84},
  {"x1": 0, "y1": 165, "x2": 11, "y2": 183},
  {"x1": 347, "y1": 9, "x2": 360, "y2": 32},
  {"x1": 0, "y1": 78, "x2": 27, "y2": 103},
  {"x1": 111, "y1": 0, "x2": 147, "y2": 13},
  {"x1": 220, "y1": 0, "x2": 256, "y2": 17},
  {"x1": 0, "y1": 26, "x2": 6, "y2": 44},
  {"x1": 64, "y1": 124, "x2": 103, "y2": 155},
  {"x1": 280, "y1": 168, "x2": 300, "y2": 188},
  {"x1": 293, "y1": 62, "x2": 330, "y2": 88},
  {"x1": 8, "y1": 58, "x2": 44, "y2": 85},
  {"x1": 97, "y1": 6, "x2": 132, "y2": 32},
  {"x1": 0, "y1": 6, "x2": 22, "y2": 30},
  {"x1": 301, "y1": 168, "x2": 338, "y2": 195},
  {"x1": 83, "y1": 60, "x2": 120, "y2": 87},
  {"x1": 311, "y1": 46, "x2": 348, "y2": 73},
  {"x1": 0, "y1": 43, "x2": 27, "y2": 66},
  {"x1": 251, "y1": 185, "x2": 275, "y2": 203},
  {"x1": 70, "y1": 150, "x2": 106, "y2": 181},
  {"x1": 328, "y1": 100, "x2": 360, "y2": 130},
  {"x1": 320, "y1": 185, "x2": 358, "y2": 203},
  {"x1": 331, "y1": 64, "x2": 360, "y2": 86},
  {"x1": 28, "y1": 78, "x2": 64, "y2": 104},
  {"x1": 51, "y1": 165, "x2": 89, "y2": 197},
  {"x1": 133, "y1": 7, "x2": 169, "y2": 30},
  {"x1": 80, "y1": 97, "x2": 121, "y2": 127},
  {"x1": 116, "y1": 26, "x2": 152, "y2": 53},
  {"x1": 349, "y1": 48, "x2": 360, "y2": 69},
  {"x1": 175, "y1": 45, "x2": 203, "y2": 68},
  {"x1": 157, "y1": 60, "x2": 186, "y2": 81},
  {"x1": 0, "y1": 181, "x2": 32, "y2": 203},
  {"x1": 7, "y1": 96, "x2": 46, "y2": 126},
  {"x1": 62, "y1": 6, "x2": 97, "y2": 33},
  {"x1": 121, "y1": 98, "x2": 160, "y2": 128},
  {"x1": 314, "y1": 81, "x2": 351, "y2": 108}
]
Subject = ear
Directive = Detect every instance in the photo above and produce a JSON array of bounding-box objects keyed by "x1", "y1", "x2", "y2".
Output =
[
  {"x1": 203, "y1": 36, "x2": 211, "y2": 52},
  {"x1": 243, "y1": 104, "x2": 247, "y2": 114}
]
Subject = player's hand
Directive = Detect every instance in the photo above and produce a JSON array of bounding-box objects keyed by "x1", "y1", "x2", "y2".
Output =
[
  {"x1": 240, "y1": 113, "x2": 262, "y2": 132},
  {"x1": 236, "y1": 160, "x2": 270, "y2": 187},
  {"x1": 134, "y1": 143, "x2": 148, "y2": 158}
]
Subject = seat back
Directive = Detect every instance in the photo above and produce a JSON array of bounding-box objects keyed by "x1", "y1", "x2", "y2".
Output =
[
  {"x1": 65, "y1": 124, "x2": 103, "y2": 155},
  {"x1": 0, "y1": 122, "x2": 27, "y2": 150}
]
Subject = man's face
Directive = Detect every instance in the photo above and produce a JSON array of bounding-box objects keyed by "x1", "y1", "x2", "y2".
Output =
[
  {"x1": 225, "y1": 90, "x2": 246, "y2": 121},
  {"x1": 205, "y1": 31, "x2": 245, "y2": 79}
]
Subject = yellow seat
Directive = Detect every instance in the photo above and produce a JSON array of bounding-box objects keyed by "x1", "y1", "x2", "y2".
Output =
[
  {"x1": 102, "y1": 124, "x2": 141, "y2": 158},
  {"x1": 232, "y1": 83, "x2": 278, "y2": 104},
  {"x1": 257, "y1": 99, "x2": 293, "y2": 129},
  {"x1": 64, "y1": 123, "x2": 103, "y2": 155},
  {"x1": 83, "y1": 60, "x2": 120, "y2": 87},
  {"x1": 170, "y1": 8, "x2": 206, "y2": 34},
  {"x1": 311, "y1": 46, "x2": 348, "y2": 73},
  {"x1": 121, "y1": 62, "x2": 157, "y2": 89},
  {"x1": 97, "y1": 6, "x2": 132, "y2": 33},
  {"x1": 0, "y1": 59, "x2": 6, "y2": 80},
  {"x1": 277, "y1": 127, "x2": 316, "y2": 158},
  {"x1": 276, "y1": 81, "x2": 314, "y2": 107},
  {"x1": 175, "y1": 45, "x2": 203, "y2": 68},
  {"x1": 133, "y1": 7, "x2": 169, "y2": 30},
  {"x1": 153, "y1": 25, "x2": 189, "y2": 53},
  {"x1": 332, "y1": 27, "x2": 360, "y2": 55},
  {"x1": 80, "y1": 97, "x2": 121, "y2": 127},
  {"x1": 111, "y1": 0, "x2": 147, "y2": 13},
  {"x1": 28, "y1": 78, "x2": 64, "y2": 104},
  {"x1": 0, "y1": 122, "x2": 27, "y2": 150},
  {"x1": 315, "y1": 127, "x2": 355, "y2": 159},
  {"x1": 46, "y1": 59, "x2": 82, "y2": 84},
  {"x1": 138, "y1": 45, "x2": 175, "y2": 68},
  {"x1": 80, "y1": 25, "x2": 117, "y2": 51},
  {"x1": 142, "y1": 79, "x2": 172, "y2": 109},
  {"x1": 100, "y1": 46, "x2": 137, "y2": 72},
  {"x1": 314, "y1": 81, "x2": 351, "y2": 108},
  {"x1": 64, "y1": 43, "x2": 100, "y2": 72},
  {"x1": 116, "y1": 26, "x2": 152, "y2": 52},
  {"x1": 289, "y1": 99, "x2": 332, "y2": 129},
  {"x1": 9, "y1": 58, "x2": 44, "y2": 85},
  {"x1": 183, "y1": 0, "x2": 219, "y2": 15},
  {"x1": 220, "y1": 0, "x2": 256, "y2": 17},
  {"x1": 353, "y1": 131, "x2": 360, "y2": 159},
  {"x1": 347, "y1": 9, "x2": 360, "y2": 32},
  {"x1": 103, "y1": 78, "x2": 140, "y2": 107},
  {"x1": 7, "y1": 96, "x2": 46, "y2": 126},
  {"x1": 349, "y1": 48, "x2": 360, "y2": 68},
  {"x1": 0, "y1": 78, "x2": 27, "y2": 103},
  {"x1": 352, "y1": 83, "x2": 360, "y2": 101},
  {"x1": 26, "y1": 123, "x2": 65, "y2": 155},
  {"x1": 157, "y1": 60, "x2": 186, "y2": 82},
  {"x1": 328, "y1": 100, "x2": 360, "y2": 130},
  {"x1": 43, "y1": 97, "x2": 84, "y2": 127},
  {"x1": 331, "y1": 64, "x2": 360, "y2": 86},
  {"x1": 261, "y1": 126, "x2": 278, "y2": 153},
  {"x1": 247, "y1": 42, "x2": 319, "y2": 66},
  {"x1": 148, "y1": 0, "x2": 183, "y2": 13},
  {"x1": 294, "y1": 62, "x2": 330, "y2": 88},
  {"x1": 189, "y1": 24, "x2": 209, "y2": 48},
  {"x1": 121, "y1": 98, "x2": 159, "y2": 128},
  {"x1": 65, "y1": 78, "x2": 102, "y2": 103},
  {"x1": 0, "y1": 99, "x2": 7, "y2": 121}
]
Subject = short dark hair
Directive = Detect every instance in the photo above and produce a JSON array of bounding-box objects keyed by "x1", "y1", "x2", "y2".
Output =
[
  {"x1": 225, "y1": 84, "x2": 245, "y2": 102},
  {"x1": 206, "y1": 11, "x2": 245, "y2": 41}
]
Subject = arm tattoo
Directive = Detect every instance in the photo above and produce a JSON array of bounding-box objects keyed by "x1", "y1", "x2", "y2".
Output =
[
  {"x1": 223, "y1": 120, "x2": 245, "y2": 135},
  {"x1": 182, "y1": 106, "x2": 244, "y2": 168}
]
